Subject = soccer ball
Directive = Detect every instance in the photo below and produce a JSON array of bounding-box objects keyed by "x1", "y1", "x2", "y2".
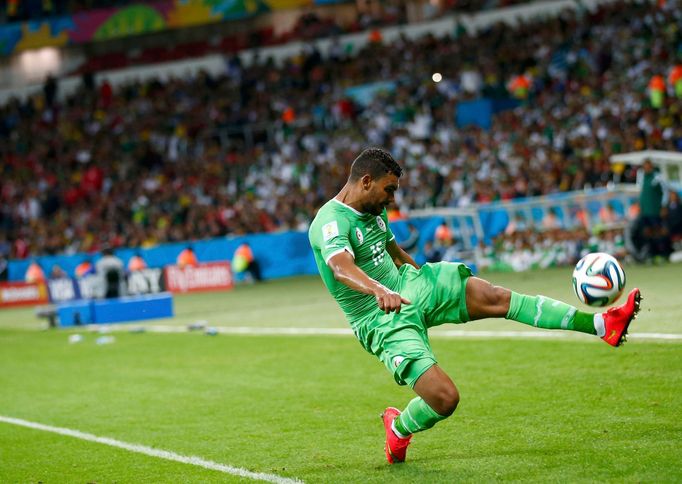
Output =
[{"x1": 572, "y1": 252, "x2": 626, "y2": 307}]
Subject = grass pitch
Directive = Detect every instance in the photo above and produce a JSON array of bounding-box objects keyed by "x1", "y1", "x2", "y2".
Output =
[{"x1": 1, "y1": 263, "x2": 681, "y2": 482}]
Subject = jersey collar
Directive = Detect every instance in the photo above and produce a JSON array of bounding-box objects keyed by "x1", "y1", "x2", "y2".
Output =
[{"x1": 332, "y1": 198, "x2": 364, "y2": 216}]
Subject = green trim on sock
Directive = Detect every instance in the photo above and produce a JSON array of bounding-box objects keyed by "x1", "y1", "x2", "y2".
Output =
[
  {"x1": 397, "y1": 397, "x2": 448, "y2": 435},
  {"x1": 571, "y1": 311, "x2": 597, "y2": 335},
  {"x1": 393, "y1": 416, "x2": 411, "y2": 437}
]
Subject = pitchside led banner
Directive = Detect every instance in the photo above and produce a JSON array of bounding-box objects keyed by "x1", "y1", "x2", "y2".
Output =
[
  {"x1": 0, "y1": 281, "x2": 49, "y2": 308},
  {"x1": 164, "y1": 262, "x2": 234, "y2": 293}
]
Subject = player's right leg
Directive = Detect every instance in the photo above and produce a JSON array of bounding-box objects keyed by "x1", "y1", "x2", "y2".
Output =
[
  {"x1": 464, "y1": 277, "x2": 641, "y2": 347},
  {"x1": 383, "y1": 364, "x2": 457, "y2": 463}
]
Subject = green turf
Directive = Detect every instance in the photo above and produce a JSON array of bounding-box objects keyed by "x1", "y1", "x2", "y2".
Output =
[{"x1": 1, "y1": 263, "x2": 681, "y2": 482}]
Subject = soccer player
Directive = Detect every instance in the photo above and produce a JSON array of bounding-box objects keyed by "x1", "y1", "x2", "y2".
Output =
[{"x1": 308, "y1": 148, "x2": 641, "y2": 464}]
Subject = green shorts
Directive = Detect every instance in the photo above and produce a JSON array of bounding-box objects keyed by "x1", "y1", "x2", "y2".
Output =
[{"x1": 352, "y1": 262, "x2": 473, "y2": 387}]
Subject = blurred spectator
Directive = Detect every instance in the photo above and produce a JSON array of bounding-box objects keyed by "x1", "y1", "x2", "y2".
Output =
[
  {"x1": 669, "y1": 64, "x2": 682, "y2": 99},
  {"x1": 663, "y1": 191, "x2": 682, "y2": 243},
  {"x1": 127, "y1": 253, "x2": 147, "y2": 272},
  {"x1": 423, "y1": 241, "x2": 444, "y2": 263},
  {"x1": 96, "y1": 247, "x2": 125, "y2": 298},
  {"x1": 442, "y1": 235, "x2": 467, "y2": 262},
  {"x1": 508, "y1": 73, "x2": 531, "y2": 100},
  {"x1": 648, "y1": 74, "x2": 666, "y2": 109},
  {"x1": 49, "y1": 264, "x2": 67, "y2": 279},
  {"x1": 598, "y1": 203, "x2": 620, "y2": 225},
  {"x1": 505, "y1": 213, "x2": 528, "y2": 235},
  {"x1": 399, "y1": 223, "x2": 420, "y2": 254},
  {"x1": 232, "y1": 243, "x2": 261, "y2": 282},
  {"x1": 632, "y1": 160, "x2": 671, "y2": 261},
  {"x1": 486, "y1": 226, "x2": 592, "y2": 272},
  {"x1": 25, "y1": 261, "x2": 46, "y2": 283},
  {"x1": 568, "y1": 205, "x2": 590, "y2": 229},
  {"x1": 177, "y1": 246, "x2": 198, "y2": 269},
  {"x1": 434, "y1": 222, "x2": 453, "y2": 245},
  {"x1": 542, "y1": 207, "x2": 562, "y2": 230},
  {"x1": 594, "y1": 228, "x2": 628, "y2": 260}
]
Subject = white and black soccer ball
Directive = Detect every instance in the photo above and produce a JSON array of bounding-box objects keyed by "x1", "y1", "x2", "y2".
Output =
[{"x1": 572, "y1": 252, "x2": 626, "y2": 307}]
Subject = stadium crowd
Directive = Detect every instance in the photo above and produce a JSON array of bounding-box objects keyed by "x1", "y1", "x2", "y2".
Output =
[{"x1": 1, "y1": 0, "x2": 681, "y2": 260}]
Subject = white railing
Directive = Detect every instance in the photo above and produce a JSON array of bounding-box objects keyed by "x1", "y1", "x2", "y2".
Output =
[{"x1": 407, "y1": 185, "x2": 640, "y2": 250}]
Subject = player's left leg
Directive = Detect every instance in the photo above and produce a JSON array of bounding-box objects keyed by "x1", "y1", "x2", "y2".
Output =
[
  {"x1": 465, "y1": 277, "x2": 641, "y2": 347},
  {"x1": 383, "y1": 363, "x2": 457, "y2": 464}
]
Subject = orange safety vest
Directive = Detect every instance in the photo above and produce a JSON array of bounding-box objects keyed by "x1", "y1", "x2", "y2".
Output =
[
  {"x1": 128, "y1": 255, "x2": 147, "y2": 272},
  {"x1": 282, "y1": 107, "x2": 295, "y2": 124},
  {"x1": 648, "y1": 75, "x2": 666, "y2": 91},
  {"x1": 177, "y1": 249, "x2": 198, "y2": 268},
  {"x1": 509, "y1": 75, "x2": 531, "y2": 98},
  {"x1": 25, "y1": 262, "x2": 46, "y2": 283},
  {"x1": 235, "y1": 244, "x2": 254, "y2": 263},
  {"x1": 434, "y1": 224, "x2": 453, "y2": 243}
]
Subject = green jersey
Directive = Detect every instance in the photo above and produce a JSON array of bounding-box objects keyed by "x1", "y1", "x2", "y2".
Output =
[{"x1": 308, "y1": 199, "x2": 399, "y2": 325}]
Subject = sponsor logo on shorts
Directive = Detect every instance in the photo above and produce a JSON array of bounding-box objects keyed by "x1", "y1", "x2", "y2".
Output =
[{"x1": 393, "y1": 356, "x2": 405, "y2": 368}]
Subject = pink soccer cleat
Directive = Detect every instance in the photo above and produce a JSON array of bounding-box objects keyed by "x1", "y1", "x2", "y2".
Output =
[
  {"x1": 601, "y1": 288, "x2": 641, "y2": 347},
  {"x1": 381, "y1": 407, "x2": 412, "y2": 464}
]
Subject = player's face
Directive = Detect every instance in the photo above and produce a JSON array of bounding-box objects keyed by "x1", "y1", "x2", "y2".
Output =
[{"x1": 362, "y1": 174, "x2": 399, "y2": 215}]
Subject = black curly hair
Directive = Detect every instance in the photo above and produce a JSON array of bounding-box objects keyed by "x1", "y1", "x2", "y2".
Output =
[{"x1": 349, "y1": 148, "x2": 403, "y2": 181}]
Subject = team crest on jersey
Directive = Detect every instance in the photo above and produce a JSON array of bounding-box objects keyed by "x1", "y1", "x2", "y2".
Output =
[
  {"x1": 355, "y1": 227, "x2": 364, "y2": 244},
  {"x1": 322, "y1": 221, "x2": 339, "y2": 241},
  {"x1": 376, "y1": 216, "x2": 386, "y2": 232}
]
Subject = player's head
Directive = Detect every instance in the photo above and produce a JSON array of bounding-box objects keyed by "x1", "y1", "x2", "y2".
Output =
[{"x1": 349, "y1": 148, "x2": 402, "y2": 215}]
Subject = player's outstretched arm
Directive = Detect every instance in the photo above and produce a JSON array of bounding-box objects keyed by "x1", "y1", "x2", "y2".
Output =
[
  {"x1": 328, "y1": 251, "x2": 411, "y2": 314},
  {"x1": 386, "y1": 239, "x2": 419, "y2": 269}
]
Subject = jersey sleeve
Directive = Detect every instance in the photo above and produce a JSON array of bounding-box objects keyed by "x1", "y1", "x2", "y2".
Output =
[{"x1": 311, "y1": 212, "x2": 354, "y2": 264}]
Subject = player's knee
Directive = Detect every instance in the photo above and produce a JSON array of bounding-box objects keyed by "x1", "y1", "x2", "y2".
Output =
[
  {"x1": 483, "y1": 283, "x2": 510, "y2": 313},
  {"x1": 434, "y1": 385, "x2": 459, "y2": 416},
  {"x1": 483, "y1": 283, "x2": 505, "y2": 304}
]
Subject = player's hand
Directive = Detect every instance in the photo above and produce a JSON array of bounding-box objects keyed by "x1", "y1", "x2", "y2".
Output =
[{"x1": 374, "y1": 287, "x2": 411, "y2": 314}]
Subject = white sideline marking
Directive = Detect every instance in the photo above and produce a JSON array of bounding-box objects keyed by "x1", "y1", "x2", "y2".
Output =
[
  {"x1": 87, "y1": 324, "x2": 682, "y2": 342},
  {"x1": 0, "y1": 415, "x2": 300, "y2": 484}
]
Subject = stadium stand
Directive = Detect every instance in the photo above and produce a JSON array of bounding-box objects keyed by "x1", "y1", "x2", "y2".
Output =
[{"x1": 0, "y1": 0, "x2": 680, "y2": 266}]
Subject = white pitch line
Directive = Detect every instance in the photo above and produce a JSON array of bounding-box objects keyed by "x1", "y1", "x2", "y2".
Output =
[
  {"x1": 89, "y1": 324, "x2": 682, "y2": 342},
  {"x1": 0, "y1": 415, "x2": 301, "y2": 484}
]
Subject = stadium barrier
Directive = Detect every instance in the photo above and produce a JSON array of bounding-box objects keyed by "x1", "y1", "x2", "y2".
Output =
[
  {"x1": 7, "y1": 231, "x2": 317, "y2": 283},
  {"x1": 56, "y1": 293, "x2": 174, "y2": 327},
  {"x1": 5, "y1": 186, "x2": 641, "y2": 287}
]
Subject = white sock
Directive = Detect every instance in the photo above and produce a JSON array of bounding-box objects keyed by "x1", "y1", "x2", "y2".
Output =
[
  {"x1": 391, "y1": 419, "x2": 410, "y2": 439},
  {"x1": 594, "y1": 313, "x2": 606, "y2": 337}
]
